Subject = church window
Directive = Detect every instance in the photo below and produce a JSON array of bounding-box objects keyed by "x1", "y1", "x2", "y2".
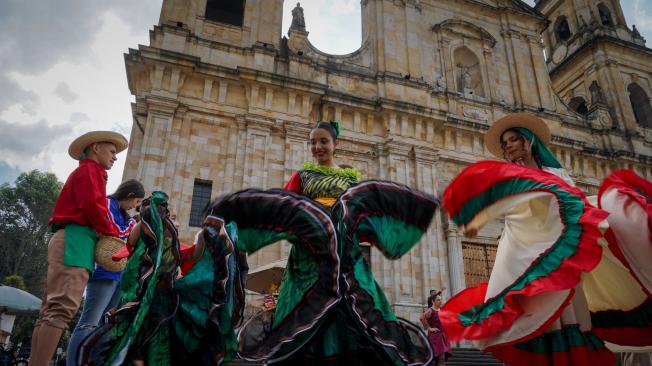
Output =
[
  {"x1": 205, "y1": 0, "x2": 245, "y2": 27},
  {"x1": 569, "y1": 96, "x2": 589, "y2": 115},
  {"x1": 598, "y1": 3, "x2": 613, "y2": 26},
  {"x1": 628, "y1": 83, "x2": 652, "y2": 128},
  {"x1": 189, "y1": 179, "x2": 213, "y2": 227},
  {"x1": 453, "y1": 46, "x2": 484, "y2": 97},
  {"x1": 555, "y1": 16, "x2": 572, "y2": 42}
]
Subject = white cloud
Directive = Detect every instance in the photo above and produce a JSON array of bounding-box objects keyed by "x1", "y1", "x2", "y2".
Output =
[
  {"x1": 0, "y1": 75, "x2": 39, "y2": 114},
  {"x1": 53, "y1": 82, "x2": 80, "y2": 104},
  {"x1": 70, "y1": 112, "x2": 91, "y2": 123},
  {"x1": 0, "y1": 5, "x2": 159, "y2": 192},
  {"x1": 0, "y1": 118, "x2": 74, "y2": 176},
  {"x1": 632, "y1": 0, "x2": 652, "y2": 31}
]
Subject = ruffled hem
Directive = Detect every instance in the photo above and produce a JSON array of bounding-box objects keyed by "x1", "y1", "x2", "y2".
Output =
[
  {"x1": 592, "y1": 298, "x2": 652, "y2": 346},
  {"x1": 599, "y1": 170, "x2": 652, "y2": 297},
  {"x1": 208, "y1": 189, "x2": 341, "y2": 362},
  {"x1": 440, "y1": 162, "x2": 606, "y2": 342},
  {"x1": 488, "y1": 325, "x2": 616, "y2": 366}
]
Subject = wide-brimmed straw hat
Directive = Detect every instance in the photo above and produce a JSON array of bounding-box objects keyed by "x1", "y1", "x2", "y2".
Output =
[
  {"x1": 68, "y1": 131, "x2": 128, "y2": 160},
  {"x1": 95, "y1": 236, "x2": 128, "y2": 272},
  {"x1": 485, "y1": 113, "x2": 551, "y2": 158}
]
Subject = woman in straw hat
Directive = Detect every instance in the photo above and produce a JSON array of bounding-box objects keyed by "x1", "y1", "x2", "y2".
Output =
[
  {"x1": 28, "y1": 131, "x2": 128, "y2": 366},
  {"x1": 66, "y1": 179, "x2": 144, "y2": 366},
  {"x1": 438, "y1": 113, "x2": 619, "y2": 366}
]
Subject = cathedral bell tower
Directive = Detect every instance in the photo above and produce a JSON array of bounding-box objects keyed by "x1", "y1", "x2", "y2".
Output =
[{"x1": 536, "y1": 0, "x2": 652, "y2": 134}]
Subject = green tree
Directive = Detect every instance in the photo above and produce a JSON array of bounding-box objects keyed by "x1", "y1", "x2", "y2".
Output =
[
  {"x1": 1, "y1": 274, "x2": 27, "y2": 290},
  {"x1": 0, "y1": 170, "x2": 62, "y2": 296}
]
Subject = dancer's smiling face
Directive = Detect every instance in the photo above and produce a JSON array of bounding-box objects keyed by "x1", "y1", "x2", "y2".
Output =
[
  {"x1": 309, "y1": 128, "x2": 337, "y2": 166},
  {"x1": 500, "y1": 129, "x2": 530, "y2": 163}
]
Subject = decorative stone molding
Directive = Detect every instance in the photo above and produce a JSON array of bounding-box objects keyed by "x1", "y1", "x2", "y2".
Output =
[{"x1": 433, "y1": 19, "x2": 497, "y2": 48}]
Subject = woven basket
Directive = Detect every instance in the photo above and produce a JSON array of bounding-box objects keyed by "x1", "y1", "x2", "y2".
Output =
[{"x1": 95, "y1": 236, "x2": 127, "y2": 272}]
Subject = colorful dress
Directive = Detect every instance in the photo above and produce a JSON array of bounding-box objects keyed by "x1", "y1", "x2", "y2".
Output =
[
  {"x1": 420, "y1": 308, "x2": 452, "y2": 360},
  {"x1": 211, "y1": 165, "x2": 440, "y2": 365},
  {"x1": 439, "y1": 161, "x2": 615, "y2": 366},
  {"x1": 584, "y1": 170, "x2": 652, "y2": 347},
  {"x1": 78, "y1": 192, "x2": 248, "y2": 366},
  {"x1": 283, "y1": 162, "x2": 361, "y2": 208}
]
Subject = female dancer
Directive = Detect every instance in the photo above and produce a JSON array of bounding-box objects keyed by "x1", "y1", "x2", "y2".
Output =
[
  {"x1": 77, "y1": 192, "x2": 249, "y2": 365},
  {"x1": 283, "y1": 121, "x2": 361, "y2": 207},
  {"x1": 66, "y1": 179, "x2": 144, "y2": 366},
  {"x1": 420, "y1": 291, "x2": 452, "y2": 366},
  {"x1": 222, "y1": 121, "x2": 439, "y2": 365},
  {"x1": 439, "y1": 113, "x2": 616, "y2": 365}
]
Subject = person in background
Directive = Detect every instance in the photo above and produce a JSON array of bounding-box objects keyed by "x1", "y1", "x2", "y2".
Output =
[
  {"x1": 28, "y1": 131, "x2": 128, "y2": 366},
  {"x1": 421, "y1": 293, "x2": 452, "y2": 366},
  {"x1": 66, "y1": 179, "x2": 144, "y2": 366}
]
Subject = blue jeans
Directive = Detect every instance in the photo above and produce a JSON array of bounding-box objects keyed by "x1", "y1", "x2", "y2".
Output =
[{"x1": 66, "y1": 279, "x2": 120, "y2": 366}]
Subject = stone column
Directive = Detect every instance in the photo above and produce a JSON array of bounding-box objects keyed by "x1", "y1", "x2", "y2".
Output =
[
  {"x1": 138, "y1": 96, "x2": 179, "y2": 192},
  {"x1": 446, "y1": 224, "x2": 465, "y2": 295}
]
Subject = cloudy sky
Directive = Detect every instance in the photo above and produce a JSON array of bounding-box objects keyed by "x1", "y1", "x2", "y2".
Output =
[{"x1": 1, "y1": 0, "x2": 651, "y2": 192}]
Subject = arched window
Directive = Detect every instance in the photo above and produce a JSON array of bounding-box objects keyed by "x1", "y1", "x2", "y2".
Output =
[
  {"x1": 205, "y1": 0, "x2": 245, "y2": 27},
  {"x1": 555, "y1": 16, "x2": 572, "y2": 42},
  {"x1": 598, "y1": 3, "x2": 613, "y2": 26},
  {"x1": 569, "y1": 97, "x2": 589, "y2": 115},
  {"x1": 453, "y1": 46, "x2": 484, "y2": 97},
  {"x1": 628, "y1": 83, "x2": 652, "y2": 128}
]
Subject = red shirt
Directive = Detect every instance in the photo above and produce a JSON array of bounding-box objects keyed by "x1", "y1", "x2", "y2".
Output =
[{"x1": 49, "y1": 160, "x2": 119, "y2": 237}]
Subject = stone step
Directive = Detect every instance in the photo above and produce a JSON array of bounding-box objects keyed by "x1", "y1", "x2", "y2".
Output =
[{"x1": 446, "y1": 347, "x2": 505, "y2": 366}]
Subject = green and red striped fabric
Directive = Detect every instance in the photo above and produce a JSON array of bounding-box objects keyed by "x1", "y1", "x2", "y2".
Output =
[{"x1": 440, "y1": 161, "x2": 606, "y2": 342}]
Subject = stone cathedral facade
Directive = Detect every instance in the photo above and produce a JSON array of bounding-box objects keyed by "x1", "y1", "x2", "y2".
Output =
[{"x1": 122, "y1": 0, "x2": 652, "y2": 322}]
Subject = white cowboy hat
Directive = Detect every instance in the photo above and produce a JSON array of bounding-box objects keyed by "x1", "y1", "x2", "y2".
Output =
[
  {"x1": 485, "y1": 113, "x2": 551, "y2": 158},
  {"x1": 68, "y1": 131, "x2": 128, "y2": 160}
]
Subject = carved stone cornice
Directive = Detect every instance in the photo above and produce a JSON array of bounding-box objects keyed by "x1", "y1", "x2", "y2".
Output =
[
  {"x1": 413, "y1": 146, "x2": 439, "y2": 164},
  {"x1": 433, "y1": 19, "x2": 497, "y2": 48},
  {"x1": 145, "y1": 95, "x2": 179, "y2": 115},
  {"x1": 283, "y1": 121, "x2": 312, "y2": 139},
  {"x1": 242, "y1": 114, "x2": 275, "y2": 131}
]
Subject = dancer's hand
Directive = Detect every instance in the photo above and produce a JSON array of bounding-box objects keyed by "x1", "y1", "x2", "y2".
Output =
[{"x1": 464, "y1": 227, "x2": 478, "y2": 238}]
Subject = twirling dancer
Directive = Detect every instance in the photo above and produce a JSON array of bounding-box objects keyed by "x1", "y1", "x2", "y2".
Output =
[
  {"x1": 78, "y1": 192, "x2": 248, "y2": 366},
  {"x1": 439, "y1": 113, "x2": 616, "y2": 366},
  {"x1": 223, "y1": 121, "x2": 439, "y2": 365},
  {"x1": 213, "y1": 182, "x2": 437, "y2": 365}
]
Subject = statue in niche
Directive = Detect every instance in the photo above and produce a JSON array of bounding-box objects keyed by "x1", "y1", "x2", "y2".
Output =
[
  {"x1": 434, "y1": 71, "x2": 446, "y2": 92},
  {"x1": 462, "y1": 67, "x2": 472, "y2": 90},
  {"x1": 589, "y1": 80, "x2": 605, "y2": 105},
  {"x1": 291, "y1": 2, "x2": 306, "y2": 31},
  {"x1": 579, "y1": 14, "x2": 587, "y2": 29}
]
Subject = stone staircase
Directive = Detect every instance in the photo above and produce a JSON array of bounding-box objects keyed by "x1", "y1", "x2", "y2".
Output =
[
  {"x1": 446, "y1": 347, "x2": 504, "y2": 366},
  {"x1": 225, "y1": 348, "x2": 505, "y2": 365}
]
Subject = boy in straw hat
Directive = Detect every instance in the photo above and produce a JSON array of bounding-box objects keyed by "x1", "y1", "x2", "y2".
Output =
[{"x1": 28, "y1": 131, "x2": 128, "y2": 366}]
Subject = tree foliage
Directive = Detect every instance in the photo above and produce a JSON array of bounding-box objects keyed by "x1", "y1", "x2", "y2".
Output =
[
  {"x1": 1, "y1": 274, "x2": 27, "y2": 290},
  {"x1": 0, "y1": 170, "x2": 62, "y2": 296}
]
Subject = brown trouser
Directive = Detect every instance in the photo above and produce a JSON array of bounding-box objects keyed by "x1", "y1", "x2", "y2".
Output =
[{"x1": 29, "y1": 229, "x2": 89, "y2": 366}]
